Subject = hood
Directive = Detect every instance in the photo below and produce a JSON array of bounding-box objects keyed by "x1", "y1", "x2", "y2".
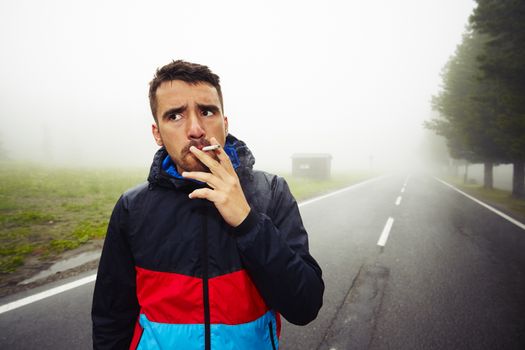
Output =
[{"x1": 147, "y1": 134, "x2": 256, "y2": 189}]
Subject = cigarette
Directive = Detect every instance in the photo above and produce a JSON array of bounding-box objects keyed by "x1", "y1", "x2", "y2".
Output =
[{"x1": 202, "y1": 144, "x2": 220, "y2": 151}]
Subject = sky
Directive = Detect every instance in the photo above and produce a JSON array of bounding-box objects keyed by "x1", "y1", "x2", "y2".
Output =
[{"x1": 0, "y1": 0, "x2": 476, "y2": 173}]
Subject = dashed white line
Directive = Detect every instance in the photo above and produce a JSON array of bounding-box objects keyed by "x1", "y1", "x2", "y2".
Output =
[
  {"x1": 377, "y1": 217, "x2": 395, "y2": 247},
  {"x1": 395, "y1": 196, "x2": 402, "y2": 206},
  {"x1": 0, "y1": 274, "x2": 97, "y2": 315},
  {"x1": 401, "y1": 187, "x2": 405, "y2": 193},
  {"x1": 434, "y1": 177, "x2": 525, "y2": 231}
]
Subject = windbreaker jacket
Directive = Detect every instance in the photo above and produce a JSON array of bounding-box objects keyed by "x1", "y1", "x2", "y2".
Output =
[{"x1": 92, "y1": 135, "x2": 324, "y2": 350}]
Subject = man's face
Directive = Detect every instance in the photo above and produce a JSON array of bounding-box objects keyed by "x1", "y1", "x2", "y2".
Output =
[{"x1": 152, "y1": 80, "x2": 228, "y2": 173}]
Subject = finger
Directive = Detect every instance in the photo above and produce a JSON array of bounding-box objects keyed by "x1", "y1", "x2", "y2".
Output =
[
  {"x1": 188, "y1": 188, "x2": 219, "y2": 202},
  {"x1": 189, "y1": 146, "x2": 229, "y2": 178},
  {"x1": 182, "y1": 171, "x2": 224, "y2": 189},
  {"x1": 209, "y1": 137, "x2": 235, "y2": 174}
]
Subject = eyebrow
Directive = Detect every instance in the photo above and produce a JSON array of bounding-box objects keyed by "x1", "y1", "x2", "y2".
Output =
[
  {"x1": 197, "y1": 103, "x2": 222, "y2": 114},
  {"x1": 161, "y1": 105, "x2": 187, "y2": 120}
]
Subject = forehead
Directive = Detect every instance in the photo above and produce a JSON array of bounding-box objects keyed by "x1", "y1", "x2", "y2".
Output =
[{"x1": 156, "y1": 80, "x2": 221, "y2": 109}]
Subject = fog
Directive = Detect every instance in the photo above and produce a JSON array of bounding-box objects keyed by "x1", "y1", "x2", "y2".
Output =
[{"x1": 0, "y1": 0, "x2": 475, "y2": 173}]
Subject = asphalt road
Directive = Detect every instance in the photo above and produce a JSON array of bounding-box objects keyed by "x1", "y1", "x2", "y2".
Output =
[{"x1": 1, "y1": 174, "x2": 525, "y2": 349}]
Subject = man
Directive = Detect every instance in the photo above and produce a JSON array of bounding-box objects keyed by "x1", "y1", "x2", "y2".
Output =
[{"x1": 92, "y1": 60, "x2": 324, "y2": 349}]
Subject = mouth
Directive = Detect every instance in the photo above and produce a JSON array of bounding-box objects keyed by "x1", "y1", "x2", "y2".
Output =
[
  {"x1": 178, "y1": 140, "x2": 218, "y2": 172},
  {"x1": 181, "y1": 140, "x2": 212, "y2": 160},
  {"x1": 186, "y1": 140, "x2": 211, "y2": 153}
]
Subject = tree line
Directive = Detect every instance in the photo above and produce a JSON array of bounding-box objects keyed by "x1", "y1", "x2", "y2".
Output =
[{"x1": 426, "y1": 0, "x2": 525, "y2": 198}]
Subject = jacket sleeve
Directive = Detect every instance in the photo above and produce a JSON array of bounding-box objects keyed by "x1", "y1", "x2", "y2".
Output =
[
  {"x1": 233, "y1": 176, "x2": 324, "y2": 325},
  {"x1": 92, "y1": 196, "x2": 140, "y2": 349}
]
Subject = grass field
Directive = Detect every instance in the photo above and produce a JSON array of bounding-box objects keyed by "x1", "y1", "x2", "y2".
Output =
[
  {"x1": 0, "y1": 161, "x2": 377, "y2": 278},
  {"x1": 283, "y1": 171, "x2": 378, "y2": 201},
  {"x1": 0, "y1": 162, "x2": 147, "y2": 276},
  {"x1": 445, "y1": 176, "x2": 525, "y2": 219}
]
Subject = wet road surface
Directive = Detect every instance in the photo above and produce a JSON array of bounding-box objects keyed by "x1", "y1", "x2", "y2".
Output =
[{"x1": 1, "y1": 174, "x2": 525, "y2": 349}]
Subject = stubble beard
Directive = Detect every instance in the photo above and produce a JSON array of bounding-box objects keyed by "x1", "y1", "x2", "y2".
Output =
[
  {"x1": 174, "y1": 140, "x2": 220, "y2": 173},
  {"x1": 177, "y1": 153, "x2": 209, "y2": 173}
]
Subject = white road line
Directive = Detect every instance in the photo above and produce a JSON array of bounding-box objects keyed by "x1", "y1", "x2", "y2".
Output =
[
  {"x1": 401, "y1": 187, "x2": 405, "y2": 193},
  {"x1": 395, "y1": 196, "x2": 402, "y2": 206},
  {"x1": 0, "y1": 175, "x2": 389, "y2": 314},
  {"x1": 0, "y1": 274, "x2": 97, "y2": 315},
  {"x1": 298, "y1": 175, "x2": 388, "y2": 208},
  {"x1": 377, "y1": 217, "x2": 395, "y2": 247},
  {"x1": 403, "y1": 175, "x2": 410, "y2": 187},
  {"x1": 435, "y1": 177, "x2": 525, "y2": 231}
]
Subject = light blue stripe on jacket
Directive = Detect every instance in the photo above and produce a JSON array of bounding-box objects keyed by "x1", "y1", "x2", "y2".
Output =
[{"x1": 137, "y1": 310, "x2": 278, "y2": 350}]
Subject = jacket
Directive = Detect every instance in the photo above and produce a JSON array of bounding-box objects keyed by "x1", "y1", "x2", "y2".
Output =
[{"x1": 91, "y1": 134, "x2": 324, "y2": 349}]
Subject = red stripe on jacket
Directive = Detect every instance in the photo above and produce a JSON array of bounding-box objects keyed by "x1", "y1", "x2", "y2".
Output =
[
  {"x1": 208, "y1": 269, "x2": 269, "y2": 324},
  {"x1": 129, "y1": 318, "x2": 143, "y2": 350},
  {"x1": 135, "y1": 267, "x2": 269, "y2": 324}
]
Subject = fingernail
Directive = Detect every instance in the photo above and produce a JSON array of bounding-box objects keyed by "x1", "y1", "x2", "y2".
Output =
[{"x1": 188, "y1": 193, "x2": 193, "y2": 199}]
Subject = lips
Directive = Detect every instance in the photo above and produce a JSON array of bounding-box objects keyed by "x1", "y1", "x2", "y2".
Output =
[
  {"x1": 182, "y1": 140, "x2": 211, "y2": 157},
  {"x1": 187, "y1": 140, "x2": 211, "y2": 152}
]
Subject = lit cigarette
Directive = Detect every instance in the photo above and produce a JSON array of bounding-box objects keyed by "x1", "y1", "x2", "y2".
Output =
[{"x1": 202, "y1": 145, "x2": 220, "y2": 151}]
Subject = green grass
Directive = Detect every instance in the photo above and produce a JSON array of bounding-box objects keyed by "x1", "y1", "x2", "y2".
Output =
[
  {"x1": 0, "y1": 161, "x2": 147, "y2": 276},
  {"x1": 1, "y1": 210, "x2": 55, "y2": 226},
  {"x1": 446, "y1": 177, "x2": 525, "y2": 219},
  {"x1": 0, "y1": 161, "x2": 378, "y2": 277},
  {"x1": 283, "y1": 171, "x2": 380, "y2": 201}
]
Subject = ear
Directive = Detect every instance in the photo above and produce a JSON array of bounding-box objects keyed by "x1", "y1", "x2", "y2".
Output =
[
  {"x1": 224, "y1": 116, "x2": 229, "y2": 135},
  {"x1": 152, "y1": 123, "x2": 163, "y2": 146}
]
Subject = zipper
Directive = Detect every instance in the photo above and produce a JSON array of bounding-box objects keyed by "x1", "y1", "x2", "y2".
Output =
[
  {"x1": 202, "y1": 207, "x2": 211, "y2": 350},
  {"x1": 268, "y1": 321, "x2": 277, "y2": 350}
]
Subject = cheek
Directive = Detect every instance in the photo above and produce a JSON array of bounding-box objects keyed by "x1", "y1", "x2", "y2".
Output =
[
  {"x1": 169, "y1": 140, "x2": 186, "y2": 154},
  {"x1": 211, "y1": 122, "x2": 227, "y2": 136},
  {"x1": 158, "y1": 129, "x2": 179, "y2": 152}
]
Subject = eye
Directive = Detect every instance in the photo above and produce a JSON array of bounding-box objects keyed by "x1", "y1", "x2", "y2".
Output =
[
  {"x1": 167, "y1": 113, "x2": 183, "y2": 121},
  {"x1": 201, "y1": 109, "x2": 214, "y2": 117}
]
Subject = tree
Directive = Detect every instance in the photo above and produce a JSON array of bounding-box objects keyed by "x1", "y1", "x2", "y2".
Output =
[
  {"x1": 471, "y1": 0, "x2": 525, "y2": 197},
  {"x1": 426, "y1": 27, "x2": 507, "y2": 188}
]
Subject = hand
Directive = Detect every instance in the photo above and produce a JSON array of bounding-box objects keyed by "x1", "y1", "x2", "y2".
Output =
[{"x1": 182, "y1": 137, "x2": 251, "y2": 227}]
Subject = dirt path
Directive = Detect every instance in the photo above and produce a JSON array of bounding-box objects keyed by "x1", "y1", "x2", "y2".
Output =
[{"x1": 0, "y1": 240, "x2": 103, "y2": 298}]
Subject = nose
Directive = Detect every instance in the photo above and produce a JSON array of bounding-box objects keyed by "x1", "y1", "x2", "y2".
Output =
[{"x1": 187, "y1": 113, "x2": 205, "y2": 140}]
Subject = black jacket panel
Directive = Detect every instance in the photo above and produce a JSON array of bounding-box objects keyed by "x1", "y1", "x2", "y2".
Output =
[
  {"x1": 234, "y1": 174, "x2": 325, "y2": 325},
  {"x1": 92, "y1": 135, "x2": 324, "y2": 348},
  {"x1": 92, "y1": 196, "x2": 140, "y2": 349}
]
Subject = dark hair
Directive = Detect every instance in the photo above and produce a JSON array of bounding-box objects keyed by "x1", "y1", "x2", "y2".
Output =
[{"x1": 148, "y1": 60, "x2": 223, "y2": 122}]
